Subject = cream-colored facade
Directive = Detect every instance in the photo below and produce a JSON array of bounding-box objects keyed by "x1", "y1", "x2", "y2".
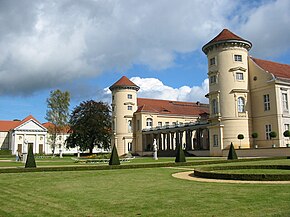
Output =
[{"x1": 111, "y1": 29, "x2": 290, "y2": 156}]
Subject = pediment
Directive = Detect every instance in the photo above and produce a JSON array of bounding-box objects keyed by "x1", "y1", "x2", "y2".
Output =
[{"x1": 14, "y1": 120, "x2": 47, "y2": 132}]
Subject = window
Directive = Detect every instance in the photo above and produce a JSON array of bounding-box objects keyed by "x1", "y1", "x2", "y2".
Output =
[
  {"x1": 234, "y1": 54, "x2": 242, "y2": 62},
  {"x1": 265, "y1": 124, "x2": 272, "y2": 140},
  {"x1": 213, "y1": 135, "x2": 218, "y2": 147},
  {"x1": 209, "y1": 57, "x2": 216, "y2": 65},
  {"x1": 236, "y1": 72, "x2": 244, "y2": 80},
  {"x1": 112, "y1": 95, "x2": 114, "y2": 101},
  {"x1": 212, "y1": 99, "x2": 218, "y2": 114},
  {"x1": 210, "y1": 75, "x2": 217, "y2": 84},
  {"x1": 264, "y1": 94, "x2": 270, "y2": 111},
  {"x1": 128, "y1": 106, "x2": 132, "y2": 110},
  {"x1": 158, "y1": 122, "x2": 162, "y2": 127},
  {"x1": 285, "y1": 124, "x2": 289, "y2": 131},
  {"x1": 172, "y1": 122, "x2": 176, "y2": 126},
  {"x1": 165, "y1": 122, "x2": 169, "y2": 126},
  {"x1": 112, "y1": 120, "x2": 115, "y2": 131},
  {"x1": 137, "y1": 120, "x2": 140, "y2": 131},
  {"x1": 112, "y1": 106, "x2": 115, "y2": 112},
  {"x1": 282, "y1": 92, "x2": 288, "y2": 111},
  {"x1": 146, "y1": 118, "x2": 153, "y2": 128},
  {"x1": 128, "y1": 94, "x2": 132, "y2": 99},
  {"x1": 237, "y1": 97, "x2": 245, "y2": 113},
  {"x1": 128, "y1": 142, "x2": 132, "y2": 152},
  {"x1": 128, "y1": 120, "x2": 132, "y2": 133}
]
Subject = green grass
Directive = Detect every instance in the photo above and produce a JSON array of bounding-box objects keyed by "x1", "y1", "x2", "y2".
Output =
[{"x1": 0, "y1": 159, "x2": 290, "y2": 216}]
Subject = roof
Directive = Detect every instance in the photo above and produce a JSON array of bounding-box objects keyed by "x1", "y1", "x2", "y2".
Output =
[
  {"x1": 202, "y1": 29, "x2": 252, "y2": 53},
  {"x1": 0, "y1": 115, "x2": 41, "y2": 132},
  {"x1": 109, "y1": 76, "x2": 140, "y2": 91},
  {"x1": 251, "y1": 57, "x2": 290, "y2": 80},
  {"x1": 136, "y1": 98, "x2": 209, "y2": 116},
  {"x1": 42, "y1": 122, "x2": 70, "y2": 133}
]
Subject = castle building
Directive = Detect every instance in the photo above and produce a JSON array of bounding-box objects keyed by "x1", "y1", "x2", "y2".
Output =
[{"x1": 111, "y1": 29, "x2": 290, "y2": 157}]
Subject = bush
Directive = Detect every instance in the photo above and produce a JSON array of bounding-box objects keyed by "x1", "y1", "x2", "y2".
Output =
[
  {"x1": 25, "y1": 144, "x2": 37, "y2": 168},
  {"x1": 109, "y1": 145, "x2": 120, "y2": 165},
  {"x1": 270, "y1": 131, "x2": 277, "y2": 139},
  {"x1": 237, "y1": 134, "x2": 244, "y2": 140},
  {"x1": 251, "y1": 132, "x2": 258, "y2": 138},
  {"x1": 175, "y1": 144, "x2": 186, "y2": 163},
  {"x1": 283, "y1": 130, "x2": 290, "y2": 137},
  {"x1": 227, "y1": 142, "x2": 238, "y2": 160}
]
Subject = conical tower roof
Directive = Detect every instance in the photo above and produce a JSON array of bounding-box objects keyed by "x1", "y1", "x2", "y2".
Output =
[
  {"x1": 202, "y1": 29, "x2": 252, "y2": 54},
  {"x1": 109, "y1": 76, "x2": 140, "y2": 91}
]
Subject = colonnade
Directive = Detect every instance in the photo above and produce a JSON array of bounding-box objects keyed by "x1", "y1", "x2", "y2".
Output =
[{"x1": 142, "y1": 128, "x2": 209, "y2": 152}]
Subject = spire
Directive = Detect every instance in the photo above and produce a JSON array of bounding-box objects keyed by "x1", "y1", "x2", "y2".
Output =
[
  {"x1": 109, "y1": 76, "x2": 140, "y2": 91},
  {"x1": 202, "y1": 29, "x2": 252, "y2": 54}
]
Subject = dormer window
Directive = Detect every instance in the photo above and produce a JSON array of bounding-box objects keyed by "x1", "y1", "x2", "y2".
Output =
[{"x1": 234, "y1": 54, "x2": 242, "y2": 62}]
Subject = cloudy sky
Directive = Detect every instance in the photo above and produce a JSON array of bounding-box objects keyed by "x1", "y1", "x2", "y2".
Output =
[{"x1": 1, "y1": 0, "x2": 290, "y2": 122}]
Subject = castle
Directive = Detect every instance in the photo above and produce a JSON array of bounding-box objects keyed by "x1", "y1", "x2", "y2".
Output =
[{"x1": 110, "y1": 29, "x2": 290, "y2": 157}]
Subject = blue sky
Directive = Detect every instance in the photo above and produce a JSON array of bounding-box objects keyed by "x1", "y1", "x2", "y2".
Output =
[{"x1": 1, "y1": 0, "x2": 290, "y2": 123}]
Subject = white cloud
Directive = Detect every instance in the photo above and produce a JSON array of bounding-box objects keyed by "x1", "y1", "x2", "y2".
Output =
[{"x1": 105, "y1": 77, "x2": 208, "y2": 103}]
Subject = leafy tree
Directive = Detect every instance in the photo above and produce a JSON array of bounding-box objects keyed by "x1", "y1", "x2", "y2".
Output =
[
  {"x1": 270, "y1": 131, "x2": 277, "y2": 147},
  {"x1": 175, "y1": 143, "x2": 186, "y2": 163},
  {"x1": 109, "y1": 144, "x2": 120, "y2": 165},
  {"x1": 25, "y1": 144, "x2": 36, "y2": 168},
  {"x1": 46, "y1": 89, "x2": 70, "y2": 155},
  {"x1": 237, "y1": 134, "x2": 244, "y2": 148},
  {"x1": 283, "y1": 130, "x2": 290, "y2": 147},
  {"x1": 227, "y1": 142, "x2": 238, "y2": 160},
  {"x1": 252, "y1": 132, "x2": 258, "y2": 148},
  {"x1": 66, "y1": 100, "x2": 112, "y2": 153}
]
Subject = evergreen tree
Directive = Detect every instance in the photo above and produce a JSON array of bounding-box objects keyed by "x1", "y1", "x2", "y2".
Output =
[
  {"x1": 25, "y1": 144, "x2": 36, "y2": 168},
  {"x1": 227, "y1": 142, "x2": 238, "y2": 160},
  {"x1": 109, "y1": 144, "x2": 120, "y2": 165},
  {"x1": 175, "y1": 143, "x2": 186, "y2": 163}
]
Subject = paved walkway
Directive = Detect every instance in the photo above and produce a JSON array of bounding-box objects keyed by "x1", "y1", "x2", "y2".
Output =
[{"x1": 172, "y1": 170, "x2": 290, "y2": 184}]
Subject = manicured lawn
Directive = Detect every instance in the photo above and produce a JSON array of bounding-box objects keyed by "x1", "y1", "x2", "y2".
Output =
[{"x1": 0, "y1": 159, "x2": 290, "y2": 216}]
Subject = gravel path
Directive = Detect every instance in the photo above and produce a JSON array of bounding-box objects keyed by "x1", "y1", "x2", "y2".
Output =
[{"x1": 172, "y1": 170, "x2": 290, "y2": 184}]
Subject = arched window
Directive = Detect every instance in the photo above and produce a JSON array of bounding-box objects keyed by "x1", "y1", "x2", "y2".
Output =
[
  {"x1": 238, "y1": 97, "x2": 245, "y2": 112},
  {"x1": 212, "y1": 99, "x2": 218, "y2": 114},
  {"x1": 146, "y1": 118, "x2": 153, "y2": 129}
]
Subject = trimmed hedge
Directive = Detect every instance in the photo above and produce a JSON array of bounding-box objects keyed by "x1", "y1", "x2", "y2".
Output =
[
  {"x1": 194, "y1": 164, "x2": 290, "y2": 181},
  {"x1": 0, "y1": 150, "x2": 12, "y2": 155},
  {"x1": 0, "y1": 157, "x2": 287, "y2": 174}
]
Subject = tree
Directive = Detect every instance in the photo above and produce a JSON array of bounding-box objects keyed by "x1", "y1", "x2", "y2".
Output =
[
  {"x1": 270, "y1": 131, "x2": 277, "y2": 147},
  {"x1": 109, "y1": 144, "x2": 120, "y2": 165},
  {"x1": 175, "y1": 143, "x2": 186, "y2": 163},
  {"x1": 252, "y1": 132, "x2": 258, "y2": 148},
  {"x1": 237, "y1": 134, "x2": 244, "y2": 148},
  {"x1": 283, "y1": 130, "x2": 290, "y2": 147},
  {"x1": 46, "y1": 89, "x2": 70, "y2": 155},
  {"x1": 227, "y1": 142, "x2": 238, "y2": 160},
  {"x1": 25, "y1": 144, "x2": 36, "y2": 168},
  {"x1": 66, "y1": 100, "x2": 112, "y2": 153}
]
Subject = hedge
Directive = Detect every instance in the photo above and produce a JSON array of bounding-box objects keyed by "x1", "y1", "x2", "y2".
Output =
[
  {"x1": 0, "y1": 150, "x2": 12, "y2": 155},
  {"x1": 194, "y1": 164, "x2": 290, "y2": 181},
  {"x1": 0, "y1": 156, "x2": 287, "y2": 174}
]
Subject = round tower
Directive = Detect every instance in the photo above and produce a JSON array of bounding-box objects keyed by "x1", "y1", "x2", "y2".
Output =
[
  {"x1": 109, "y1": 76, "x2": 139, "y2": 156},
  {"x1": 202, "y1": 29, "x2": 252, "y2": 156}
]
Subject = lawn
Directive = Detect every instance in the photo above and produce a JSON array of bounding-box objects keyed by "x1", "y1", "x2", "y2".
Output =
[{"x1": 0, "y1": 159, "x2": 290, "y2": 217}]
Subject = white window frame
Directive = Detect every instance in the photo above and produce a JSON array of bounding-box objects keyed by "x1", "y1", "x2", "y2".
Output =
[
  {"x1": 212, "y1": 99, "x2": 218, "y2": 114},
  {"x1": 209, "y1": 57, "x2": 216, "y2": 66},
  {"x1": 210, "y1": 75, "x2": 217, "y2": 84},
  {"x1": 282, "y1": 92, "x2": 288, "y2": 112},
  {"x1": 265, "y1": 124, "x2": 272, "y2": 140},
  {"x1": 236, "y1": 72, "x2": 244, "y2": 81},
  {"x1": 284, "y1": 124, "x2": 289, "y2": 131},
  {"x1": 264, "y1": 94, "x2": 270, "y2": 111},
  {"x1": 237, "y1": 97, "x2": 245, "y2": 113},
  {"x1": 234, "y1": 54, "x2": 242, "y2": 62},
  {"x1": 158, "y1": 122, "x2": 162, "y2": 127},
  {"x1": 146, "y1": 118, "x2": 153, "y2": 129},
  {"x1": 128, "y1": 120, "x2": 132, "y2": 133}
]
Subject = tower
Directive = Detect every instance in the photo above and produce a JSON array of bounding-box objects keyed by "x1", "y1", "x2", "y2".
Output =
[
  {"x1": 109, "y1": 76, "x2": 139, "y2": 156},
  {"x1": 202, "y1": 29, "x2": 252, "y2": 156}
]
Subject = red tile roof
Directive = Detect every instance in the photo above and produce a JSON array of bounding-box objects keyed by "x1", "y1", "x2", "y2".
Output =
[
  {"x1": 251, "y1": 57, "x2": 290, "y2": 79},
  {"x1": 202, "y1": 29, "x2": 252, "y2": 53},
  {"x1": 0, "y1": 115, "x2": 41, "y2": 132},
  {"x1": 109, "y1": 76, "x2": 140, "y2": 90},
  {"x1": 136, "y1": 98, "x2": 209, "y2": 116},
  {"x1": 42, "y1": 122, "x2": 70, "y2": 133}
]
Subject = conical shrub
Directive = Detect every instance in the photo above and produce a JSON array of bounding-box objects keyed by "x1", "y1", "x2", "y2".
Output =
[
  {"x1": 109, "y1": 144, "x2": 120, "y2": 165},
  {"x1": 25, "y1": 144, "x2": 36, "y2": 168},
  {"x1": 227, "y1": 142, "x2": 238, "y2": 160},
  {"x1": 175, "y1": 143, "x2": 186, "y2": 163}
]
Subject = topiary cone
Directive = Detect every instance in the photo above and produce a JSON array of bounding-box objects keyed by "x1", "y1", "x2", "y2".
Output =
[
  {"x1": 109, "y1": 144, "x2": 120, "y2": 165},
  {"x1": 175, "y1": 143, "x2": 186, "y2": 163},
  {"x1": 25, "y1": 144, "x2": 37, "y2": 168},
  {"x1": 227, "y1": 142, "x2": 238, "y2": 160}
]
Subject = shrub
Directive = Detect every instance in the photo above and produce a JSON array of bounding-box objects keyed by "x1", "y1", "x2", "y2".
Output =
[
  {"x1": 0, "y1": 150, "x2": 12, "y2": 155},
  {"x1": 25, "y1": 144, "x2": 36, "y2": 168},
  {"x1": 283, "y1": 130, "x2": 290, "y2": 137},
  {"x1": 175, "y1": 143, "x2": 186, "y2": 163},
  {"x1": 237, "y1": 134, "x2": 244, "y2": 140},
  {"x1": 227, "y1": 142, "x2": 238, "y2": 160},
  {"x1": 270, "y1": 131, "x2": 277, "y2": 139},
  {"x1": 109, "y1": 145, "x2": 120, "y2": 165},
  {"x1": 251, "y1": 132, "x2": 258, "y2": 138}
]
